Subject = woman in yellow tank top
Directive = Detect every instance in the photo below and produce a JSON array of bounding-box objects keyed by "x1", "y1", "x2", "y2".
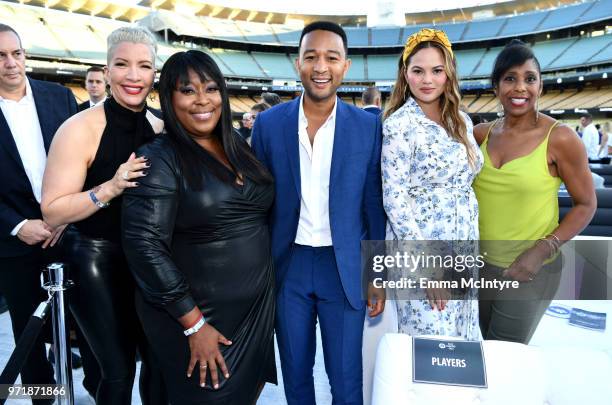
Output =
[{"x1": 472, "y1": 40, "x2": 596, "y2": 344}]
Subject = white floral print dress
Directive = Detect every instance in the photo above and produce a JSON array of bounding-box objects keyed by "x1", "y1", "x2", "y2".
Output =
[{"x1": 382, "y1": 97, "x2": 483, "y2": 340}]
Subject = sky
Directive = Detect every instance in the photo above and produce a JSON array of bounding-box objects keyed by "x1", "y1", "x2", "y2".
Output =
[{"x1": 203, "y1": 0, "x2": 512, "y2": 15}]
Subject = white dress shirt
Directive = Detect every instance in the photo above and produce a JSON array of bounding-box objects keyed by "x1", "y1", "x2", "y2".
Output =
[
  {"x1": 294, "y1": 95, "x2": 337, "y2": 247},
  {"x1": 0, "y1": 79, "x2": 47, "y2": 235},
  {"x1": 89, "y1": 96, "x2": 106, "y2": 108},
  {"x1": 582, "y1": 123, "x2": 600, "y2": 160}
]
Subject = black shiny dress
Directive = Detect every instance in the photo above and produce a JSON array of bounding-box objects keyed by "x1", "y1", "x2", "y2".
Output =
[{"x1": 122, "y1": 136, "x2": 276, "y2": 405}]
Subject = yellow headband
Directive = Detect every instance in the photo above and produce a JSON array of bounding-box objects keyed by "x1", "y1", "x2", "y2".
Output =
[{"x1": 402, "y1": 28, "x2": 453, "y2": 64}]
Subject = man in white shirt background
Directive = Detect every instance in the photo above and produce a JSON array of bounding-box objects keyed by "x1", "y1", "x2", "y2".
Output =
[
  {"x1": 0, "y1": 24, "x2": 77, "y2": 403},
  {"x1": 361, "y1": 86, "x2": 383, "y2": 116},
  {"x1": 78, "y1": 66, "x2": 106, "y2": 111},
  {"x1": 580, "y1": 113, "x2": 601, "y2": 163}
]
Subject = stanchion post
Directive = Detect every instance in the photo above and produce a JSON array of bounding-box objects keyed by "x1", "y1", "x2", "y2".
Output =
[{"x1": 42, "y1": 263, "x2": 74, "y2": 405}]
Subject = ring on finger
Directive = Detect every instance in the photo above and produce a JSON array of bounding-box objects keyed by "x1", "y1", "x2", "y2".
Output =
[
  {"x1": 200, "y1": 364, "x2": 207, "y2": 369},
  {"x1": 122, "y1": 170, "x2": 129, "y2": 180}
]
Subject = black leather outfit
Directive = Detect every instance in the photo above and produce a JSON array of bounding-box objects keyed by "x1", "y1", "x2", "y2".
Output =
[
  {"x1": 122, "y1": 136, "x2": 277, "y2": 405},
  {"x1": 63, "y1": 97, "x2": 165, "y2": 404}
]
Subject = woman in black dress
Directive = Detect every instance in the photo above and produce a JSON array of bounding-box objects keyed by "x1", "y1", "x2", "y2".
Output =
[
  {"x1": 41, "y1": 27, "x2": 165, "y2": 404},
  {"x1": 122, "y1": 50, "x2": 276, "y2": 404}
]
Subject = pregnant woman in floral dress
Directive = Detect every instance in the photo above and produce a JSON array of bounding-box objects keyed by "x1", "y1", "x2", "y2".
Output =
[{"x1": 382, "y1": 29, "x2": 483, "y2": 340}]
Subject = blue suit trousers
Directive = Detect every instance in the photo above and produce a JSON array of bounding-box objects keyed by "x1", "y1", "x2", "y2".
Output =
[{"x1": 276, "y1": 245, "x2": 365, "y2": 405}]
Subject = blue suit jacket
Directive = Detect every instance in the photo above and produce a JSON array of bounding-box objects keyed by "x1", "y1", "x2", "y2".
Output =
[
  {"x1": 251, "y1": 97, "x2": 386, "y2": 309},
  {"x1": 363, "y1": 106, "x2": 382, "y2": 116},
  {"x1": 0, "y1": 78, "x2": 77, "y2": 257}
]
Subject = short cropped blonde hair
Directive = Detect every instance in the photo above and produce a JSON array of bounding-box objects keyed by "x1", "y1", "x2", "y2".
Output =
[{"x1": 107, "y1": 26, "x2": 157, "y2": 64}]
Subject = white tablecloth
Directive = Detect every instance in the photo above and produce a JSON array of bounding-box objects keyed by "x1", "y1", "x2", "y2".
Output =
[
  {"x1": 529, "y1": 300, "x2": 612, "y2": 354},
  {"x1": 371, "y1": 334, "x2": 612, "y2": 405}
]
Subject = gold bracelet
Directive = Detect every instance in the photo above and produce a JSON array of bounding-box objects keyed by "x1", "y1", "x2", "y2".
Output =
[
  {"x1": 547, "y1": 233, "x2": 561, "y2": 250},
  {"x1": 537, "y1": 238, "x2": 558, "y2": 259}
]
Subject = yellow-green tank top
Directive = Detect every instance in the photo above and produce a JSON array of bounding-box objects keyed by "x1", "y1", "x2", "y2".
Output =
[{"x1": 473, "y1": 120, "x2": 562, "y2": 267}]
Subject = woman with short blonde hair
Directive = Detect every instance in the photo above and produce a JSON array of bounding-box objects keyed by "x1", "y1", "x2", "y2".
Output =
[{"x1": 41, "y1": 26, "x2": 165, "y2": 404}]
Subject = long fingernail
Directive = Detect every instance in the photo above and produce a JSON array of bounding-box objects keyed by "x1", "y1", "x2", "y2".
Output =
[
  {"x1": 134, "y1": 182, "x2": 139, "y2": 186},
  {"x1": 187, "y1": 374, "x2": 191, "y2": 377},
  {"x1": 200, "y1": 383, "x2": 205, "y2": 388},
  {"x1": 214, "y1": 384, "x2": 219, "y2": 389},
  {"x1": 145, "y1": 163, "x2": 151, "y2": 168},
  {"x1": 225, "y1": 373, "x2": 229, "y2": 378}
]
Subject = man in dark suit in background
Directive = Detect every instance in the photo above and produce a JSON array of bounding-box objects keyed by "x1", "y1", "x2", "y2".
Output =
[
  {"x1": 78, "y1": 66, "x2": 106, "y2": 111},
  {"x1": 362, "y1": 86, "x2": 382, "y2": 116},
  {"x1": 0, "y1": 24, "x2": 77, "y2": 404}
]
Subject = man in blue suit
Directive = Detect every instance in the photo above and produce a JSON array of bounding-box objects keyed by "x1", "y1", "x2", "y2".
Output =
[
  {"x1": 0, "y1": 24, "x2": 77, "y2": 402},
  {"x1": 251, "y1": 21, "x2": 386, "y2": 405}
]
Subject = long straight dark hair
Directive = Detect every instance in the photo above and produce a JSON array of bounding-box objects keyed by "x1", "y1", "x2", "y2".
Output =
[{"x1": 158, "y1": 50, "x2": 272, "y2": 189}]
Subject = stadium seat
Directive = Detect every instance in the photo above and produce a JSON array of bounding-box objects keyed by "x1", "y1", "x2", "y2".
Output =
[
  {"x1": 114, "y1": 0, "x2": 611, "y2": 48},
  {"x1": 576, "y1": 0, "x2": 612, "y2": 24},
  {"x1": 468, "y1": 94, "x2": 496, "y2": 113},
  {"x1": 433, "y1": 22, "x2": 467, "y2": 43},
  {"x1": 532, "y1": 38, "x2": 578, "y2": 69},
  {"x1": 462, "y1": 18, "x2": 506, "y2": 41},
  {"x1": 559, "y1": 188, "x2": 612, "y2": 237},
  {"x1": 537, "y1": 2, "x2": 593, "y2": 31},
  {"x1": 455, "y1": 49, "x2": 486, "y2": 78},
  {"x1": 540, "y1": 89, "x2": 579, "y2": 111},
  {"x1": 346, "y1": 55, "x2": 366, "y2": 81},
  {"x1": 210, "y1": 50, "x2": 264, "y2": 78},
  {"x1": 499, "y1": 11, "x2": 547, "y2": 37},
  {"x1": 371, "y1": 28, "x2": 401, "y2": 46},
  {"x1": 554, "y1": 89, "x2": 600, "y2": 110},
  {"x1": 549, "y1": 34, "x2": 612, "y2": 70},
  {"x1": 239, "y1": 21, "x2": 278, "y2": 44},
  {"x1": 471, "y1": 47, "x2": 503, "y2": 77},
  {"x1": 367, "y1": 54, "x2": 400, "y2": 81},
  {"x1": 589, "y1": 165, "x2": 612, "y2": 187},
  {"x1": 345, "y1": 28, "x2": 369, "y2": 47},
  {"x1": 251, "y1": 52, "x2": 296, "y2": 79}
]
